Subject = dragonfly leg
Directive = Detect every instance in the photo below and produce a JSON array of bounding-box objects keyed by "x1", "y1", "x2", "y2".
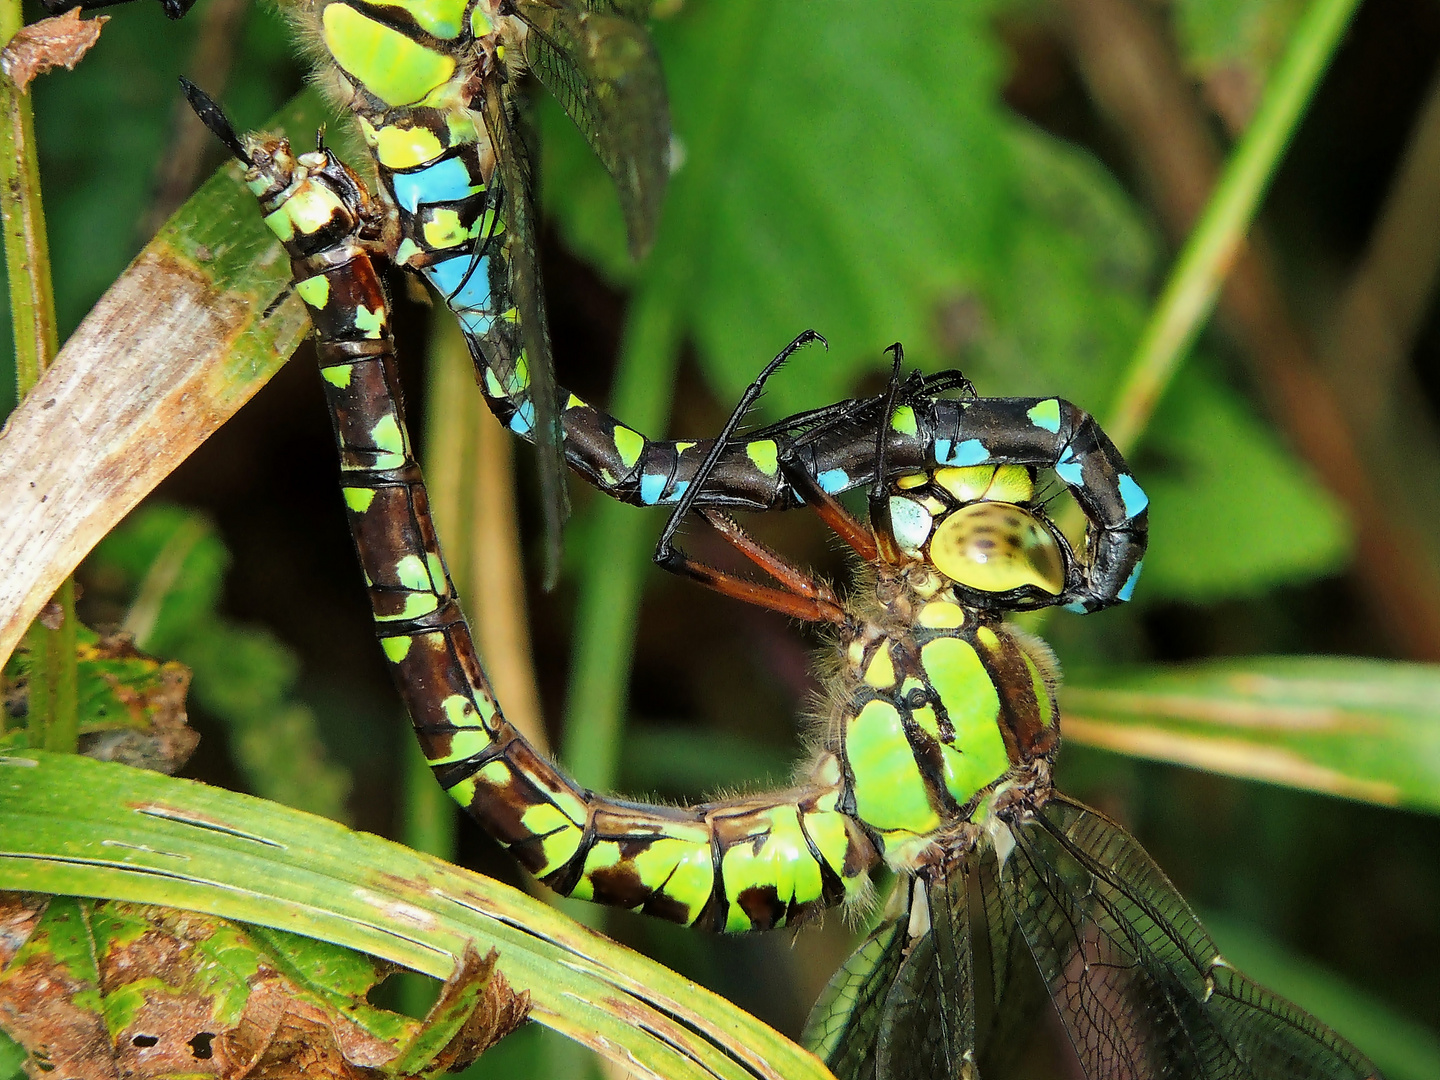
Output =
[
  {"x1": 656, "y1": 506, "x2": 849, "y2": 624},
  {"x1": 774, "y1": 449, "x2": 878, "y2": 564},
  {"x1": 651, "y1": 330, "x2": 850, "y2": 623}
]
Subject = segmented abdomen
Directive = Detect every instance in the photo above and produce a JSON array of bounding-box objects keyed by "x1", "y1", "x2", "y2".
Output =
[{"x1": 256, "y1": 138, "x2": 877, "y2": 932}]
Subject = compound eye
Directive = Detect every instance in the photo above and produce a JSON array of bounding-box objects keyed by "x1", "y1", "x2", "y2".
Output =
[{"x1": 927, "y1": 503, "x2": 1065, "y2": 596}]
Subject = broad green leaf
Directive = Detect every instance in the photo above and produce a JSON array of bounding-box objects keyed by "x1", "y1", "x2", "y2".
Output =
[
  {"x1": 0, "y1": 1030, "x2": 23, "y2": 1080},
  {"x1": 87, "y1": 505, "x2": 352, "y2": 821},
  {"x1": 1139, "y1": 366, "x2": 1352, "y2": 599},
  {"x1": 0, "y1": 751, "x2": 834, "y2": 1080},
  {"x1": 1062, "y1": 656, "x2": 1440, "y2": 812},
  {"x1": 541, "y1": 2, "x2": 1348, "y2": 602}
]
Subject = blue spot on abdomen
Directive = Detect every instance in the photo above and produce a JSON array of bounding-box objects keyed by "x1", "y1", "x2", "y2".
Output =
[
  {"x1": 1054, "y1": 461, "x2": 1084, "y2": 488},
  {"x1": 392, "y1": 156, "x2": 478, "y2": 214},
  {"x1": 1118, "y1": 560, "x2": 1143, "y2": 602},
  {"x1": 940, "y1": 439, "x2": 989, "y2": 466},
  {"x1": 640, "y1": 474, "x2": 666, "y2": 505},
  {"x1": 1117, "y1": 474, "x2": 1149, "y2": 517}
]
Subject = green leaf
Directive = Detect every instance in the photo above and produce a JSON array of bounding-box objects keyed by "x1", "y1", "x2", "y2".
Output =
[
  {"x1": 88, "y1": 506, "x2": 353, "y2": 821},
  {"x1": 1061, "y1": 656, "x2": 1440, "y2": 812},
  {"x1": 0, "y1": 1029, "x2": 24, "y2": 1080},
  {"x1": 1139, "y1": 366, "x2": 1352, "y2": 599},
  {"x1": 3, "y1": 624, "x2": 196, "y2": 773},
  {"x1": 0, "y1": 751, "x2": 833, "y2": 1080},
  {"x1": 547, "y1": 2, "x2": 1016, "y2": 418}
]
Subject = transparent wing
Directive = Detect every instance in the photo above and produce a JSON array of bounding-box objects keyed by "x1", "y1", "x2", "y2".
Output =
[
  {"x1": 804, "y1": 872, "x2": 983, "y2": 1080},
  {"x1": 969, "y1": 847, "x2": 1052, "y2": 1077},
  {"x1": 879, "y1": 870, "x2": 977, "y2": 1080},
  {"x1": 999, "y1": 795, "x2": 1383, "y2": 1080},
  {"x1": 478, "y1": 83, "x2": 569, "y2": 584},
  {"x1": 514, "y1": 0, "x2": 670, "y2": 256},
  {"x1": 803, "y1": 917, "x2": 906, "y2": 1080}
]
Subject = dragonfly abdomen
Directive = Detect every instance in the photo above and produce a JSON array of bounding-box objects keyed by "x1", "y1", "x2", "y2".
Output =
[{"x1": 243, "y1": 125, "x2": 879, "y2": 935}]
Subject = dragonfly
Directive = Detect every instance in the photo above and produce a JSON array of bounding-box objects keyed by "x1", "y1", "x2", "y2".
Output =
[{"x1": 194, "y1": 91, "x2": 1379, "y2": 1079}]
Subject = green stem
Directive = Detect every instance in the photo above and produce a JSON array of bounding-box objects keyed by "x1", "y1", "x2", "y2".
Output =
[
  {"x1": 560, "y1": 291, "x2": 681, "y2": 796},
  {"x1": 560, "y1": 1, "x2": 766, "y2": 796},
  {"x1": 1103, "y1": 0, "x2": 1361, "y2": 453},
  {"x1": 1, "y1": 0, "x2": 58, "y2": 394},
  {"x1": 3, "y1": 0, "x2": 78, "y2": 753}
]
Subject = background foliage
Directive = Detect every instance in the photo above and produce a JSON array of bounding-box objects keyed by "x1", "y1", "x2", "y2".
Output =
[{"x1": 3, "y1": 0, "x2": 1438, "y2": 1076}]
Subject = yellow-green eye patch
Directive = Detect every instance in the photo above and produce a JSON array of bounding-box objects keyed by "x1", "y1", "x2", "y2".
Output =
[{"x1": 928, "y1": 502, "x2": 1064, "y2": 596}]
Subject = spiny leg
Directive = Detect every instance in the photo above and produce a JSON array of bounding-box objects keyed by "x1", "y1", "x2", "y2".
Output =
[{"x1": 652, "y1": 330, "x2": 851, "y2": 625}]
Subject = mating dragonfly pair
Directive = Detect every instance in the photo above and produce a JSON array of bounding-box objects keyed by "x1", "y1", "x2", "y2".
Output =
[{"x1": 51, "y1": 0, "x2": 1381, "y2": 1072}]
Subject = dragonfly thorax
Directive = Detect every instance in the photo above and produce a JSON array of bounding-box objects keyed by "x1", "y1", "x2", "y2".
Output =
[{"x1": 830, "y1": 466, "x2": 1066, "y2": 873}]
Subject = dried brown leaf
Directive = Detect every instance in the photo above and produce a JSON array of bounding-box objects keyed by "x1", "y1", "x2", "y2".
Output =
[
  {"x1": 0, "y1": 9, "x2": 109, "y2": 93},
  {"x1": 0, "y1": 899, "x2": 524, "y2": 1079},
  {"x1": 425, "y1": 946, "x2": 531, "y2": 1073}
]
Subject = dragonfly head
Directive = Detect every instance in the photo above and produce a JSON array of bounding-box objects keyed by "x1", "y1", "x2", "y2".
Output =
[{"x1": 883, "y1": 465, "x2": 1069, "y2": 609}]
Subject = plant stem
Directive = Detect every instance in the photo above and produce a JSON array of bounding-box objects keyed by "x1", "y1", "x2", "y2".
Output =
[
  {"x1": 560, "y1": 2, "x2": 765, "y2": 801},
  {"x1": 2, "y1": 0, "x2": 78, "y2": 752},
  {"x1": 1102, "y1": 0, "x2": 1360, "y2": 453}
]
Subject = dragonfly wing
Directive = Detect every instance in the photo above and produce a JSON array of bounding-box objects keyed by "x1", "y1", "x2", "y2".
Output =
[
  {"x1": 896, "y1": 868, "x2": 979, "y2": 1080},
  {"x1": 999, "y1": 794, "x2": 1383, "y2": 1080},
  {"x1": 970, "y1": 847, "x2": 1052, "y2": 1076},
  {"x1": 803, "y1": 871, "x2": 981, "y2": 1080},
  {"x1": 479, "y1": 83, "x2": 569, "y2": 584},
  {"x1": 514, "y1": 0, "x2": 670, "y2": 256},
  {"x1": 803, "y1": 917, "x2": 907, "y2": 1080}
]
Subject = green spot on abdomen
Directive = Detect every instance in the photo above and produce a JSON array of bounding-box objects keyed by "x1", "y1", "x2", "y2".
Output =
[
  {"x1": 394, "y1": 554, "x2": 433, "y2": 591},
  {"x1": 423, "y1": 207, "x2": 468, "y2": 250},
  {"x1": 321, "y1": 364, "x2": 352, "y2": 389},
  {"x1": 522, "y1": 804, "x2": 583, "y2": 874},
  {"x1": 890, "y1": 405, "x2": 918, "y2": 437},
  {"x1": 719, "y1": 807, "x2": 821, "y2": 931},
  {"x1": 380, "y1": 634, "x2": 413, "y2": 662},
  {"x1": 746, "y1": 439, "x2": 779, "y2": 476},
  {"x1": 373, "y1": 123, "x2": 444, "y2": 169},
  {"x1": 343, "y1": 486, "x2": 375, "y2": 512},
  {"x1": 633, "y1": 837, "x2": 715, "y2": 925},
  {"x1": 354, "y1": 303, "x2": 386, "y2": 339},
  {"x1": 296, "y1": 274, "x2": 331, "y2": 309},
  {"x1": 613, "y1": 426, "x2": 645, "y2": 470},
  {"x1": 1026, "y1": 398, "x2": 1061, "y2": 433},
  {"x1": 262, "y1": 207, "x2": 295, "y2": 242},
  {"x1": 427, "y1": 726, "x2": 494, "y2": 766}
]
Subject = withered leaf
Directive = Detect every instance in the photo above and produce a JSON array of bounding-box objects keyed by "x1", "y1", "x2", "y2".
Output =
[
  {"x1": 2, "y1": 628, "x2": 199, "y2": 774},
  {"x1": 0, "y1": 895, "x2": 528, "y2": 1078},
  {"x1": 0, "y1": 9, "x2": 109, "y2": 93}
]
